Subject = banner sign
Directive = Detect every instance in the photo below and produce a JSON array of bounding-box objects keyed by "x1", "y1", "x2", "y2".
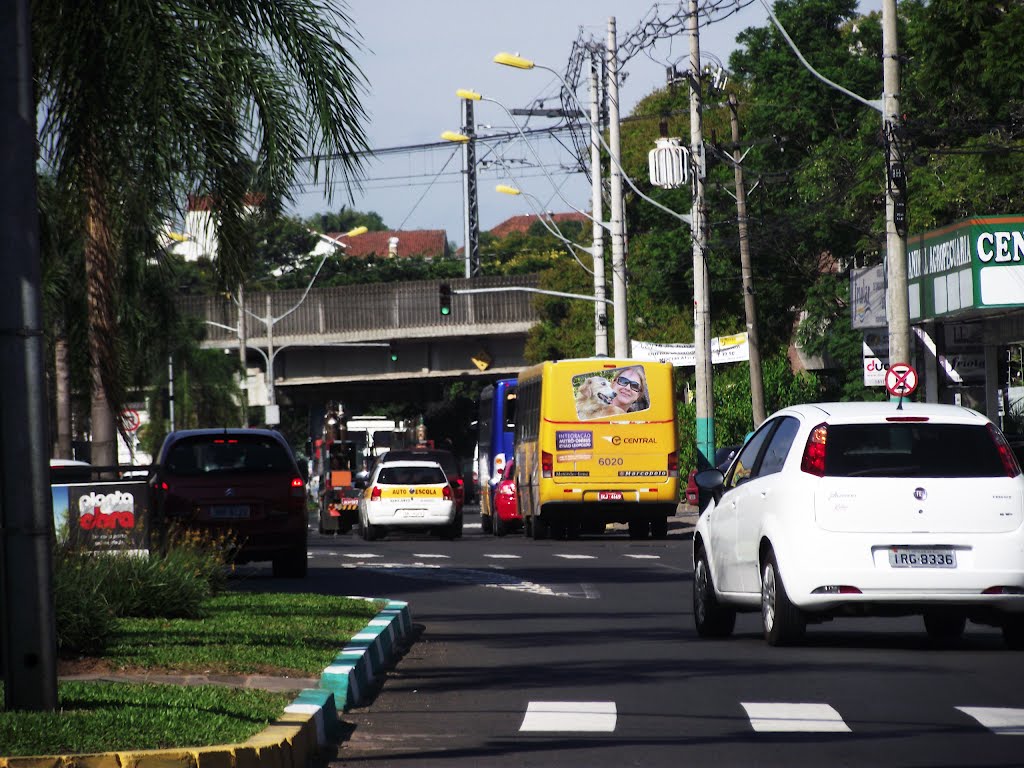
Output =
[
  {"x1": 851, "y1": 264, "x2": 887, "y2": 329},
  {"x1": 59, "y1": 481, "x2": 152, "y2": 553},
  {"x1": 632, "y1": 333, "x2": 750, "y2": 367}
]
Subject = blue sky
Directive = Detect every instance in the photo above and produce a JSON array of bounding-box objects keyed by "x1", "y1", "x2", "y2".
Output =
[{"x1": 291, "y1": 1, "x2": 881, "y2": 245}]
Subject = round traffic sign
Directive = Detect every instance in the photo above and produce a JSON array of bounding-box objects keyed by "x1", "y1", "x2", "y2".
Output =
[
  {"x1": 884, "y1": 363, "x2": 918, "y2": 397},
  {"x1": 122, "y1": 408, "x2": 141, "y2": 432}
]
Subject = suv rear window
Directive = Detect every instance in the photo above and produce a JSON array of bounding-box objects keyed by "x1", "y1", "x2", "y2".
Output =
[
  {"x1": 378, "y1": 466, "x2": 447, "y2": 485},
  {"x1": 825, "y1": 424, "x2": 1004, "y2": 478},
  {"x1": 165, "y1": 436, "x2": 294, "y2": 475}
]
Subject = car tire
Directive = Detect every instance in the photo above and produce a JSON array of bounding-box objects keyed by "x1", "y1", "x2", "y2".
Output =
[
  {"x1": 441, "y1": 511, "x2": 463, "y2": 540},
  {"x1": 531, "y1": 514, "x2": 549, "y2": 540},
  {"x1": 1002, "y1": 615, "x2": 1024, "y2": 650},
  {"x1": 628, "y1": 519, "x2": 649, "y2": 540},
  {"x1": 693, "y1": 546, "x2": 736, "y2": 638},
  {"x1": 481, "y1": 512, "x2": 493, "y2": 534},
  {"x1": 272, "y1": 548, "x2": 307, "y2": 579},
  {"x1": 494, "y1": 512, "x2": 509, "y2": 537},
  {"x1": 761, "y1": 549, "x2": 806, "y2": 646},
  {"x1": 923, "y1": 611, "x2": 966, "y2": 642},
  {"x1": 650, "y1": 516, "x2": 669, "y2": 540}
]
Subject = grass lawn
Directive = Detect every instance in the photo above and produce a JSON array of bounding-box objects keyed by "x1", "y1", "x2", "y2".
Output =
[{"x1": 0, "y1": 591, "x2": 384, "y2": 757}]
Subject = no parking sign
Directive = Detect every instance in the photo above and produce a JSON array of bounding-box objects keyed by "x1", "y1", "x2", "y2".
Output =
[{"x1": 884, "y1": 363, "x2": 918, "y2": 398}]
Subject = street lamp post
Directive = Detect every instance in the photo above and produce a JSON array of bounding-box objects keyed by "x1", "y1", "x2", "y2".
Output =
[{"x1": 215, "y1": 226, "x2": 367, "y2": 425}]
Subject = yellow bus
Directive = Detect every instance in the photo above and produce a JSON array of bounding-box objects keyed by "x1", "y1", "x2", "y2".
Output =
[{"x1": 514, "y1": 358, "x2": 680, "y2": 539}]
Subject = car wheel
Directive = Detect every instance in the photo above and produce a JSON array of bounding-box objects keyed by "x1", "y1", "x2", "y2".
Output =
[
  {"x1": 441, "y1": 511, "x2": 463, "y2": 540},
  {"x1": 693, "y1": 546, "x2": 736, "y2": 638},
  {"x1": 761, "y1": 549, "x2": 805, "y2": 646},
  {"x1": 1002, "y1": 615, "x2": 1024, "y2": 650},
  {"x1": 481, "y1": 512, "x2": 493, "y2": 534},
  {"x1": 272, "y1": 548, "x2": 307, "y2": 579},
  {"x1": 650, "y1": 516, "x2": 669, "y2": 540},
  {"x1": 494, "y1": 512, "x2": 508, "y2": 537},
  {"x1": 531, "y1": 514, "x2": 549, "y2": 540},
  {"x1": 923, "y1": 611, "x2": 966, "y2": 642}
]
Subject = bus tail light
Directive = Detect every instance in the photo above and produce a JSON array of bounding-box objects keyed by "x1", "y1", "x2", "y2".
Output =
[
  {"x1": 542, "y1": 451, "x2": 553, "y2": 478},
  {"x1": 667, "y1": 451, "x2": 679, "y2": 478}
]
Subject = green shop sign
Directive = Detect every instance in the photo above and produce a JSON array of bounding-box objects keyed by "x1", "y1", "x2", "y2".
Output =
[{"x1": 907, "y1": 215, "x2": 1024, "y2": 321}]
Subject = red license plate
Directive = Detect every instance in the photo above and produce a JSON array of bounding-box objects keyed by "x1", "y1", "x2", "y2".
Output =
[{"x1": 597, "y1": 491, "x2": 623, "y2": 501}]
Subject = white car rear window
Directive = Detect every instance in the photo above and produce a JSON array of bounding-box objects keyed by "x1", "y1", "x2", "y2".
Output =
[
  {"x1": 378, "y1": 466, "x2": 447, "y2": 485},
  {"x1": 825, "y1": 424, "x2": 1003, "y2": 478}
]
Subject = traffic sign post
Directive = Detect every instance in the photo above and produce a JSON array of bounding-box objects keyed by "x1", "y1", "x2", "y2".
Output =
[{"x1": 885, "y1": 362, "x2": 918, "y2": 408}]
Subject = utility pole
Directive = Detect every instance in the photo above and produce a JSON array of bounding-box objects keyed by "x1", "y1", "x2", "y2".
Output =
[
  {"x1": 607, "y1": 17, "x2": 629, "y2": 358},
  {"x1": 728, "y1": 93, "x2": 766, "y2": 427},
  {"x1": 589, "y1": 53, "x2": 609, "y2": 356},
  {"x1": 237, "y1": 282, "x2": 248, "y2": 426},
  {"x1": 882, "y1": 0, "x2": 910, "y2": 369},
  {"x1": 689, "y1": 0, "x2": 715, "y2": 466},
  {"x1": 1, "y1": 0, "x2": 59, "y2": 711},
  {"x1": 461, "y1": 96, "x2": 481, "y2": 279}
]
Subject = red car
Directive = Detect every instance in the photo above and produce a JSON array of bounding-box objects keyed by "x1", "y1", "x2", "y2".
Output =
[{"x1": 492, "y1": 457, "x2": 521, "y2": 536}]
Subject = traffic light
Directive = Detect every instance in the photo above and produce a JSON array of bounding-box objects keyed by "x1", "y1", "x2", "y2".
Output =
[
  {"x1": 389, "y1": 341, "x2": 399, "y2": 362},
  {"x1": 439, "y1": 283, "x2": 452, "y2": 316}
]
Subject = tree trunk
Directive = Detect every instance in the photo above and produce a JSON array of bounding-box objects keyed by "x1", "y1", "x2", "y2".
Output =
[
  {"x1": 54, "y1": 334, "x2": 72, "y2": 459},
  {"x1": 83, "y1": 156, "x2": 119, "y2": 467}
]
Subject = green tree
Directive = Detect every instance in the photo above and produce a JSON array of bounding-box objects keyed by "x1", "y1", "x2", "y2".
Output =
[
  {"x1": 34, "y1": 0, "x2": 370, "y2": 465},
  {"x1": 309, "y1": 208, "x2": 388, "y2": 233}
]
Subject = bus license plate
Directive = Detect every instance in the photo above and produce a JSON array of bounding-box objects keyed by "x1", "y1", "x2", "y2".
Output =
[
  {"x1": 597, "y1": 491, "x2": 623, "y2": 501},
  {"x1": 888, "y1": 548, "x2": 956, "y2": 568}
]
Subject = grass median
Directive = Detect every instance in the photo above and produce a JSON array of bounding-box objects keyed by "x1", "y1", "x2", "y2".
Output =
[{"x1": 0, "y1": 536, "x2": 384, "y2": 758}]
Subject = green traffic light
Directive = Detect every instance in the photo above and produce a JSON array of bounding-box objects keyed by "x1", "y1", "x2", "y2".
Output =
[{"x1": 440, "y1": 306, "x2": 451, "y2": 316}]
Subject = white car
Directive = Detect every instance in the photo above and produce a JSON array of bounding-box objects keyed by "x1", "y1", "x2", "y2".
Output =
[
  {"x1": 692, "y1": 401, "x2": 1024, "y2": 648},
  {"x1": 358, "y1": 460, "x2": 460, "y2": 540}
]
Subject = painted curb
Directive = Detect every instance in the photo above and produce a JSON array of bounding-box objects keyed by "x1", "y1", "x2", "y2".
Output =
[{"x1": 0, "y1": 598, "x2": 413, "y2": 768}]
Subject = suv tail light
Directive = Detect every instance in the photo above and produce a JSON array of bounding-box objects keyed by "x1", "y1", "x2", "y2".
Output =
[
  {"x1": 987, "y1": 423, "x2": 1022, "y2": 478},
  {"x1": 290, "y1": 476, "x2": 305, "y2": 498},
  {"x1": 800, "y1": 423, "x2": 828, "y2": 477},
  {"x1": 371, "y1": 486, "x2": 382, "y2": 501},
  {"x1": 667, "y1": 450, "x2": 679, "y2": 478},
  {"x1": 542, "y1": 451, "x2": 553, "y2": 478}
]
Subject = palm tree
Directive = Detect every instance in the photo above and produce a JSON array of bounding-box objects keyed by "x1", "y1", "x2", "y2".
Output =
[{"x1": 33, "y1": 0, "x2": 369, "y2": 464}]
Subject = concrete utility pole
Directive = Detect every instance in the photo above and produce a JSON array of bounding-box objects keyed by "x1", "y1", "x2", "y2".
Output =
[
  {"x1": 728, "y1": 93, "x2": 766, "y2": 427},
  {"x1": 237, "y1": 282, "x2": 248, "y2": 426},
  {"x1": 689, "y1": 0, "x2": 715, "y2": 466},
  {"x1": 461, "y1": 97, "x2": 481, "y2": 279},
  {"x1": 1, "y1": 0, "x2": 59, "y2": 711},
  {"x1": 606, "y1": 17, "x2": 629, "y2": 358},
  {"x1": 882, "y1": 0, "x2": 910, "y2": 368},
  {"x1": 589, "y1": 53, "x2": 609, "y2": 356}
]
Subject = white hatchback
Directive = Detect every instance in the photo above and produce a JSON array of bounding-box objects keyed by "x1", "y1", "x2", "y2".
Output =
[
  {"x1": 692, "y1": 401, "x2": 1024, "y2": 648},
  {"x1": 358, "y1": 460, "x2": 459, "y2": 540}
]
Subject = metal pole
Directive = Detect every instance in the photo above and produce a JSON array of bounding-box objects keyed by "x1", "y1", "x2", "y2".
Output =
[
  {"x1": 607, "y1": 17, "x2": 629, "y2": 358},
  {"x1": 882, "y1": 0, "x2": 910, "y2": 368},
  {"x1": 0, "y1": 0, "x2": 58, "y2": 711},
  {"x1": 589, "y1": 54, "x2": 609, "y2": 356},
  {"x1": 237, "y1": 282, "x2": 248, "y2": 426},
  {"x1": 168, "y1": 355, "x2": 175, "y2": 431},
  {"x1": 266, "y1": 294, "x2": 275, "y2": 408},
  {"x1": 689, "y1": 0, "x2": 715, "y2": 466},
  {"x1": 729, "y1": 93, "x2": 766, "y2": 427},
  {"x1": 461, "y1": 98, "x2": 481, "y2": 278}
]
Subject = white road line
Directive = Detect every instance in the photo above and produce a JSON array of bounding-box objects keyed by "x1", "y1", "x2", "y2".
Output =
[
  {"x1": 741, "y1": 702, "x2": 851, "y2": 733},
  {"x1": 484, "y1": 554, "x2": 522, "y2": 559},
  {"x1": 624, "y1": 554, "x2": 660, "y2": 559},
  {"x1": 342, "y1": 553, "x2": 381, "y2": 558},
  {"x1": 520, "y1": 702, "x2": 617, "y2": 732},
  {"x1": 412, "y1": 553, "x2": 450, "y2": 559},
  {"x1": 554, "y1": 554, "x2": 597, "y2": 560},
  {"x1": 957, "y1": 707, "x2": 1024, "y2": 735}
]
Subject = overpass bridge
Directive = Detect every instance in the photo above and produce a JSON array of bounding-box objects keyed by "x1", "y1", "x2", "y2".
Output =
[{"x1": 179, "y1": 275, "x2": 542, "y2": 410}]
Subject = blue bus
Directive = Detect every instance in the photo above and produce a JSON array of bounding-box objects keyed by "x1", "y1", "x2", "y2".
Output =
[{"x1": 477, "y1": 378, "x2": 517, "y2": 533}]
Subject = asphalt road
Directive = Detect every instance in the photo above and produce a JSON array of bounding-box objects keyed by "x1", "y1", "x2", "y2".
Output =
[{"x1": 239, "y1": 505, "x2": 1024, "y2": 768}]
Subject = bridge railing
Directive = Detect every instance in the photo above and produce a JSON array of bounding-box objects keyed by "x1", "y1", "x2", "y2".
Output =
[{"x1": 179, "y1": 274, "x2": 542, "y2": 347}]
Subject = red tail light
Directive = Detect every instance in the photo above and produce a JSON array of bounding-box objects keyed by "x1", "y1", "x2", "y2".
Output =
[
  {"x1": 443, "y1": 485, "x2": 452, "y2": 500},
  {"x1": 290, "y1": 476, "x2": 305, "y2": 498},
  {"x1": 987, "y1": 423, "x2": 1022, "y2": 478},
  {"x1": 291, "y1": 477, "x2": 304, "y2": 488},
  {"x1": 370, "y1": 486, "x2": 382, "y2": 501},
  {"x1": 667, "y1": 450, "x2": 679, "y2": 478},
  {"x1": 801, "y1": 423, "x2": 828, "y2": 477},
  {"x1": 542, "y1": 451, "x2": 553, "y2": 478}
]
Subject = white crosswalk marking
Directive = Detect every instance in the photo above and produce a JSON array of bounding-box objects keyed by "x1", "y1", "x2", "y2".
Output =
[
  {"x1": 412, "y1": 553, "x2": 450, "y2": 559},
  {"x1": 484, "y1": 554, "x2": 522, "y2": 559},
  {"x1": 554, "y1": 554, "x2": 597, "y2": 560},
  {"x1": 741, "y1": 702, "x2": 851, "y2": 733},
  {"x1": 520, "y1": 701, "x2": 617, "y2": 732},
  {"x1": 624, "y1": 554, "x2": 660, "y2": 559},
  {"x1": 342, "y1": 553, "x2": 380, "y2": 558},
  {"x1": 957, "y1": 707, "x2": 1024, "y2": 735}
]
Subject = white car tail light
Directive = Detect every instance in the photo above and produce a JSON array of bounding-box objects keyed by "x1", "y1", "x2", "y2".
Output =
[{"x1": 800, "y1": 423, "x2": 828, "y2": 477}]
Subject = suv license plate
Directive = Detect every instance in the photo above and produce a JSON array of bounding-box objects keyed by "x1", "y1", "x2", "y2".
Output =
[
  {"x1": 210, "y1": 505, "x2": 250, "y2": 520},
  {"x1": 888, "y1": 548, "x2": 956, "y2": 568},
  {"x1": 597, "y1": 491, "x2": 624, "y2": 501}
]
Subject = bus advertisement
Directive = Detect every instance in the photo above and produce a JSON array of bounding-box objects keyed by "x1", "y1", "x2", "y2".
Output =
[
  {"x1": 477, "y1": 378, "x2": 517, "y2": 533},
  {"x1": 515, "y1": 358, "x2": 679, "y2": 539}
]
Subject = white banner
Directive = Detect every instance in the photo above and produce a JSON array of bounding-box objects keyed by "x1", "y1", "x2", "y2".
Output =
[{"x1": 632, "y1": 333, "x2": 750, "y2": 367}]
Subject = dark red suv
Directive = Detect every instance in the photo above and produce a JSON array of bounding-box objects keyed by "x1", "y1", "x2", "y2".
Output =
[{"x1": 151, "y1": 428, "x2": 308, "y2": 577}]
